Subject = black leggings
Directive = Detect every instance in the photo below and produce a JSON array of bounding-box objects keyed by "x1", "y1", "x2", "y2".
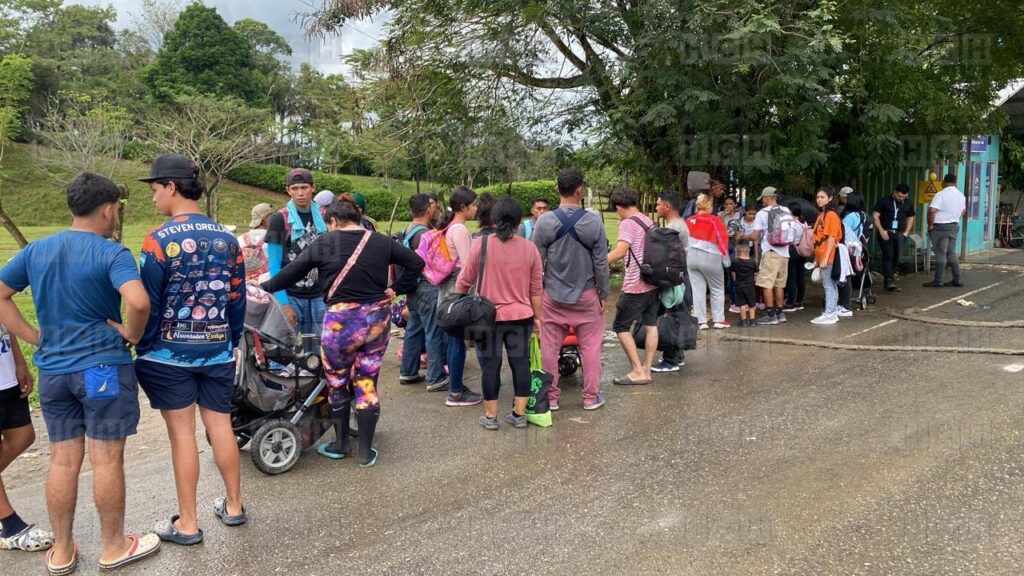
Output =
[{"x1": 477, "y1": 318, "x2": 533, "y2": 401}]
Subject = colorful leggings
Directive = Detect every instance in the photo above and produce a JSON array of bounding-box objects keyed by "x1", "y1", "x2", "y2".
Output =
[{"x1": 321, "y1": 299, "x2": 391, "y2": 410}]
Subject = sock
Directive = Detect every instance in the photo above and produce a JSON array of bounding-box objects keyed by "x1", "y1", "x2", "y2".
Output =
[
  {"x1": 512, "y1": 411, "x2": 523, "y2": 418},
  {"x1": 324, "y1": 398, "x2": 351, "y2": 455},
  {"x1": 355, "y1": 407, "x2": 380, "y2": 465},
  {"x1": 0, "y1": 511, "x2": 28, "y2": 538}
]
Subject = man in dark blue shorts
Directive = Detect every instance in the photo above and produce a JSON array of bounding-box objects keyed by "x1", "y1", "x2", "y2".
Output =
[
  {"x1": 136, "y1": 154, "x2": 248, "y2": 545},
  {"x1": 0, "y1": 172, "x2": 160, "y2": 572}
]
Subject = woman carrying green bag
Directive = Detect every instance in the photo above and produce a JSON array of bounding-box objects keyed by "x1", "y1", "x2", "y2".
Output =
[{"x1": 454, "y1": 198, "x2": 543, "y2": 431}]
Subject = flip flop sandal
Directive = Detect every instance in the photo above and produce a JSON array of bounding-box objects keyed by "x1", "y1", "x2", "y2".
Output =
[
  {"x1": 315, "y1": 442, "x2": 349, "y2": 460},
  {"x1": 612, "y1": 375, "x2": 651, "y2": 386},
  {"x1": 154, "y1": 516, "x2": 204, "y2": 546},
  {"x1": 213, "y1": 497, "x2": 248, "y2": 527},
  {"x1": 359, "y1": 448, "x2": 379, "y2": 468},
  {"x1": 45, "y1": 544, "x2": 77, "y2": 576},
  {"x1": 98, "y1": 533, "x2": 161, "y2": 571},
  {"x1": 1, "y1": 524, "x2": 54, "y2": 551}
]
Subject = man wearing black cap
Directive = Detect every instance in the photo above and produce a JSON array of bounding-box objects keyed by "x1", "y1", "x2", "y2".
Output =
[
  {"x1": 265, "y1": 168, "x2": 328, "y2": 334},
  {"x1": 871, "y1": 183, "x2": 916, "y2": 291}
]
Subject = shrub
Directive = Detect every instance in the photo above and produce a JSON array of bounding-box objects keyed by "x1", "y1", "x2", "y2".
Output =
[
  {"x1": 226, "y1": 163, "x2": 353, "y2": 195},
  {"x1": 354, "y1": 188, "x2": 409, "y2": 222},
  {"x1": 475, "y1": 180, "x2": 557, "y2": 213}
]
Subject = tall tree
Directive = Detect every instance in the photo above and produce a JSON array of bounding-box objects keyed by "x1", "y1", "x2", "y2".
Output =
[
  {"x1": 0, "y1": 53, "x2": 33, "y2": 246},
  {"x1": 144, "y1": 3, "x2": 262, "y2": 105},
  {"x1": 307, "y1": 0, "x2": 1024, "y2": 190}
]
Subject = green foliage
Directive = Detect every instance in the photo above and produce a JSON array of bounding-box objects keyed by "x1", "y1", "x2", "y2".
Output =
[
  {"x1": 1001, "y1": 135, "x2": 1024, "y2": 192},
  {"x1": 355, "y1": 188, "x2": 406, "y2": 222},
  {"x1": 144, "y1": 3, "x2": 262, "y2": 105},
  {"x1": 0, "y1": 54, "x2": 33, "y2": 140},
  {"x1": 476, "y1": 180, "x2": 557, "y2": 213},
  {"x1": 226, "y1": 163, "x2": 354, "y2": 196}
]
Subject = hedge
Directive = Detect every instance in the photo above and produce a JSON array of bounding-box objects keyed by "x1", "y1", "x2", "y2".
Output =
[
  {"x1": 354, "y1": 188, "x2": 410, "y2": 222},
  {"x1": 475, "y1": 180, "x2": 557, "y2": 213},
  {"x1": 226, "y1": 163, "x2": 354, "y2": 196}
]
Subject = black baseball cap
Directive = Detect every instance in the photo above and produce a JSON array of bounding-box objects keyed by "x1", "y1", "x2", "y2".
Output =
[
  {"x1": 139, "y1": 153, "x2": 197, "y2": 183},
  {"x1": 286, "y1": 168, "x2": 314, "y2": 186}
]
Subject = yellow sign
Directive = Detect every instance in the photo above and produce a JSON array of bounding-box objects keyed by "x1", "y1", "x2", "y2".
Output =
[{"x1": 917, "y1": 176, "x2": 942, "y2": 204}]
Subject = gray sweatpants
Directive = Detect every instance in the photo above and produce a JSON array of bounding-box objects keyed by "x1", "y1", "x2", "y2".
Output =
[
  {"x1": 930, "y1": 223, "x2": 961, "y2": 283},
  {"x1": 687, "y1": 249, "x2": 726, "y2": 324}
]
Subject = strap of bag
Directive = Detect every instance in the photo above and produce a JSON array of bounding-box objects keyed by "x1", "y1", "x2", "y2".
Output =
[
  {"x1": 553, "y1": 208, "x2": 588, "y2": 247},
  {"x1": 328, "y1": 230, "x2": 372, "y2": 300},
  {"x1": 625, "y1": 215, "x2": 649, "y2": 267},
  {"x1": 402, "y1": 224, "x2": 427, "y2": 248},
  {"x1": 529, "y1": 334, "x2": 542, "y2": 372}
]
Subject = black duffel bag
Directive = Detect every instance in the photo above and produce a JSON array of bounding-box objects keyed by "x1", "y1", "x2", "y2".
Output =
[
  {"x1": 436, "y1": 232, "x2": 496, "y2": 339},
  {"x1": 632, "y1": 304, "x2": 698, "y2": 352}
]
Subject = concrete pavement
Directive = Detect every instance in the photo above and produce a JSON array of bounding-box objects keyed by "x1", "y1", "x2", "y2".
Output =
[{"x1": 4, "y1": 251, "x2": 1024, "y2": 575}]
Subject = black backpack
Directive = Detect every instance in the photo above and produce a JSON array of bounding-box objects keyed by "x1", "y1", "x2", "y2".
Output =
[{"x1": 627, "y1": 216, "x2": 685, "y2": 288}]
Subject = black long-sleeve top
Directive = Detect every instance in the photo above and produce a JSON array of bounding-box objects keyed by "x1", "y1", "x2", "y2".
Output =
[{"x1": 261, "y1": 229, "x2": 424, "y2": 305}]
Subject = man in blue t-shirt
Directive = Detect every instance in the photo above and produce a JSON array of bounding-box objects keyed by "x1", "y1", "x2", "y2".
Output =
[
  {"x1": 0, "y1": 173, "x2": 160, "y2": 571},
  {"x1": 135, "y1": 154, "x2": 248, "y2": 545}
]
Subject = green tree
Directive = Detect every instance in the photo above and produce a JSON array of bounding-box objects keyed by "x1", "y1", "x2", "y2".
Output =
[
  {"x1": 144, "y1": 3, "x2": 262, "y2": 105},
  {"x1": 234, "y1": 18, "x2": 294, "y2": 123},
  {"x1": 0, "y1": 53, "x2": 33, "y2": 246}
]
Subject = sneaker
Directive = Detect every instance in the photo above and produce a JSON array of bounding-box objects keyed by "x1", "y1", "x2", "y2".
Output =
[
  {"x1": 756, "y1": 314, "x2": 778, "y2": 326},
  {"x1": 728, "y1": 305, "x2": 741, "y2": 314},
  {"x1": 837, "y1": 306, "x2": 853, "y2": 318},
  {"x1": 550, "y1": 401, "x2": 559, "y2": 412},
  {"x1": 776, "y1": 312, "x2": 787, "y2": 323},
  {"x1": 445, "y1": 388, "x2": 483, "y2": 407},
  {"x1": 922, "y1": 280, "x2": 943, "y2": 288},
  {"x1": 425, "y1": 377, "x2": 450, "y2": 392},
  {"x1": 504, "y1": 412, "x2": 528, "y2": 428},
  {"x1": 651, "y1": 360, "x2": 680, "y2": 373},
  {"x1": 713, "y1": 321, "x2": 731, "y2": 329},
  {"x1": 583, "y1": 393, "x2": 606, "y2": 410},
  {"x1": 479, "y1": 415, "x2": 499, "y2": 430},
  {"x1": 810, "y1": 313, "x2": 839, "y2": 325},
  {"x1": 945, "y1": 280, "x2": 964, "y2": 287},
  {"x1": 782, "y1": 304, "x2": 800, "y2": 313},
  {"x1": 399, "y1": 374, "x2": 424, "y2": 385},
  {"x1": 698, "y1": 323, "x2": 709, "y2": 330}
]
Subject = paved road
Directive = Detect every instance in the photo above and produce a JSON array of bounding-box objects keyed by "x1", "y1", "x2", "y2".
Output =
[{"x1": 5, "y1": 251, "x2": 1024, "y2": 575}]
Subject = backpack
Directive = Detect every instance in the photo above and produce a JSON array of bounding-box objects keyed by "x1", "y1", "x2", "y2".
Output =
[
  {"x1": 627, "y1": 216, "x2": 685, "y2": 288},
  {"x1": 416, "y1": 225, "x2": 457, "y2": 285},
  {"x1": 766, "y1": 206, "x2": 802, "y2": 247},
  {"x1": 240, "y1": 232, "x2": 268, "y2": 282},
  {"x1": 795, "y1": 223, "x2": 814, "y2": 258},
  {"x1": 392, "y1": 224, "x2": 428, "y2": 285},
  {"x1": 520, "y1": 219, "x2": 534, "y2": 240}
]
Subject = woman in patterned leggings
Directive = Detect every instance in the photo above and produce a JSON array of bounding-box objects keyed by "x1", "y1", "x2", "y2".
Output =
[{"x1": 262, "y1": 200, "x2": 424, "y2": 467}]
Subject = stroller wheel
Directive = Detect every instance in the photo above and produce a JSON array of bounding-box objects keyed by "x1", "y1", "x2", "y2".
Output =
[
  {"x1": 858, "y1": 297, "x2": 868, "y2": 310},
  {"x1": 250, "y1": 420, "x2": 302, "y2": 475},
  {"x1": 868, "y1": 295, "x2": 877, "y2": 305},
  {"x1": 558, "y1": 356, "x2": 578, "y2": 377}
]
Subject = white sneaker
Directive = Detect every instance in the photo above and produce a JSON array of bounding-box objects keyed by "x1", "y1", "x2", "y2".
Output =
[
  {"x1": 837, "y1": 306, "x2": 853, "y2": 318},
  {"x1": 810, "y1": 313, "x2": 839, "y2": 325}
]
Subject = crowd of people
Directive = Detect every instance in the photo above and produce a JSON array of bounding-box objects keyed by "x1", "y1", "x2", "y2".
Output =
[{"x1": 0, "y1": 155, "x2": 968, "y2": 574}]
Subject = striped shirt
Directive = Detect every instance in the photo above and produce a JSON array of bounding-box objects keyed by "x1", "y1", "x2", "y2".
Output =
[{"x1": 617, "y1": 213, "x2": 656, "y2": 294}]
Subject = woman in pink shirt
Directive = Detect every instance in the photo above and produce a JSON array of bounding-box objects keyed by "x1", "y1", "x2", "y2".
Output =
[{"x1": 455, "y1": 198, "x2": 543, "y2": 430}]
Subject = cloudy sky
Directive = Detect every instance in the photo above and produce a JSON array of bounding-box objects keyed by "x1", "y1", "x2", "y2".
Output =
[{"x1": 72, "y1": 0, "x2": 387, "y2": 74}]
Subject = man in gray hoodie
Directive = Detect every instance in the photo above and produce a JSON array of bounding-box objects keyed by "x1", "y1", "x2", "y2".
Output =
[{"x1": 533, "y1": 169, "x2": 611, "y2": 411}]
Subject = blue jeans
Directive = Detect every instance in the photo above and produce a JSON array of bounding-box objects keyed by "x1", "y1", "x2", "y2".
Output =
[
  {"x1": 447, "y1": 334, "x2": 467, "y2": 394},
  {"x1": 822, "y1": 263, "x2": 838, "y2": 315},
  {"x1": 401, "y1": 284, "x2": 447, "y2": 384},
  {"x1": 288, "y1": 295, "x2": 326, "y2": 352}
]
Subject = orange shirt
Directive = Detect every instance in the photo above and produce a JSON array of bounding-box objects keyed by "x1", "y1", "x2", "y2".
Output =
[{"x1": 813, "y1": 211, "x2": 842, "y2": 264}]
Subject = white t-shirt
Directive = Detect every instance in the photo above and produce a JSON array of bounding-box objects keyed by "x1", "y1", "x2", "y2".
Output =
[
  {"x1": 930, "y1": 186, "x2": 966, "y2": 224},
  {"x1": 752, "y1": 205, "x2": 792, "y2": 257},
  {"x1": 0, "y1": 325, "x2": 19, "y2": 391}
]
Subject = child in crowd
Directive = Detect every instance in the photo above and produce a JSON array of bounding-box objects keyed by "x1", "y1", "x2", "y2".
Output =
[
  {"x1": 737, "y1": 205, "x2": 765, "y2": 309},
  {"x1": 731, "y1": 239, "x2": 759, "y2": 327}
]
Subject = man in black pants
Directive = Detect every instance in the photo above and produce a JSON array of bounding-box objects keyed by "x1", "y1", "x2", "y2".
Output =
[{"x1": 871, "y1": 183, "x2": 916, "y2": 292}]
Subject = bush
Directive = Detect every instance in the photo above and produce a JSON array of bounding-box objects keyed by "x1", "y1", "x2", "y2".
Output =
[
  {"x1": 226, "y1": 163, "x2": 353, "y2": 195},
  {"x1": 355, "y1": 188, "x2": 409, "y2": 222},
  {"x1": 123, "y1": 140, "x2": 157, "y2": 162},
  {"x1": 475, "y1": 180, "x2": 557, "y2": 213}
]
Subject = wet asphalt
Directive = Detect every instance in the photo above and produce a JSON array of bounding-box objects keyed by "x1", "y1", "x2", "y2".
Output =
[{"x1": 4, "y1": 250, "x2": 1024, "y2": 576}]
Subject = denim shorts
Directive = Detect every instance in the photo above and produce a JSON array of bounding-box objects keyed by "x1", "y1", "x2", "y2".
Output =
[{"x1": 38, "y1": 364, "x2": 140, "y2": 442}]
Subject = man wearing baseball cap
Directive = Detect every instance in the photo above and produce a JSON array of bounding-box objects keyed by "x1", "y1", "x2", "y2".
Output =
[
  {"x1": 264, "y1": 168, "x2": 328, "y2": 333},
  {"x1": 751, "y1": 186, "x2": 792, "y2": 326},
  {"x1": 237, "y1": 203, "x2": 274, "y2": 282}
]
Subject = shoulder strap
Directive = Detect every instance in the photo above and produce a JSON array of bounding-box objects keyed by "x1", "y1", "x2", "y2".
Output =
[
  {"x1": 476, "y1": 231, "x2": 490, "y2": 293},
  {"x1": 553, "y1": 208, "x2": 588, "y2": 247},
  {"x1": 628, "y1": 215, "x2": 651, "y2": 231},
  {"x1": 625, "y1": 215, "x2": 649, "y2": 266},
  {"x1": 403, "y1": 224, "x2": 427, "y2": 248},
  {"x1": 328, "y1": 230, "x2": 372, "y2": 300}
]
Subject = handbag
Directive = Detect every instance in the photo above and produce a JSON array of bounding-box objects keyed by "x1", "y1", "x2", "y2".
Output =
[
  {"x1": 435, "y1": 232, "x2": 497, "y2": 338},
  {"x1": 525, "y1": 335, "x2": 553, "y2": 427}
]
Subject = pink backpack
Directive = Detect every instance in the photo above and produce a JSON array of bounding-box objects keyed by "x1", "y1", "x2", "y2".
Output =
[
  {"x1": 795, "y1": 223, "x2": 814, "y2": 258},
  {"x1": 416, "y1": 226, "x2": 457, "y2": 284}
]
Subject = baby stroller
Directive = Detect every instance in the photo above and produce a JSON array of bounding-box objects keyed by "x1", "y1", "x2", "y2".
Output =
[
  {"x1": 558, "y1": 328, "x2": 582, "y2": 377},
  {"x1": 854, "y1": 216, "x2": 877, "y2": 310},
  {"x1": 230, "y1": 286, "x2": 335, "y2": 475}
]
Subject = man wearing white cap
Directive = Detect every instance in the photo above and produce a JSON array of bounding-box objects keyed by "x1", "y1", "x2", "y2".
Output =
[
  {"x1": 751, "y1": 187, "x2": 791, "y2": 325},
  {"x1": 313, "y1": 190, "x2": 335, "y2": 213}
]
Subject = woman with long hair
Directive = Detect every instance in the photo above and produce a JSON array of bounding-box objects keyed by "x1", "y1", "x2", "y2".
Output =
[
  {"x1": 837, "y1": 191, "x2": 867, "y2": 315},
  {"x1": 437, "y1": 186, "x2": 484, "y2": 407},
  {"x1": 685, "y1": 194, "x2": 732, "y2": 330},
  {"x1": 811, "y1": 187, "x2": 843, "y2": 325},
  {"x1": 453, "y1": 198, "x2": 542, "y2": 430},
  {"x1": 261, "y1": 200, "x2": 424, "y2": 467}
]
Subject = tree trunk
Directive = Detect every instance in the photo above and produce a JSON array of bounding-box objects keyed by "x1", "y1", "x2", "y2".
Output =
[
  {"x1": 112, "y1": 185, "x2": 129, "y2": 244},
  {"x1": 0, "y1": 194, "x2": 28, "y2": 248}
]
